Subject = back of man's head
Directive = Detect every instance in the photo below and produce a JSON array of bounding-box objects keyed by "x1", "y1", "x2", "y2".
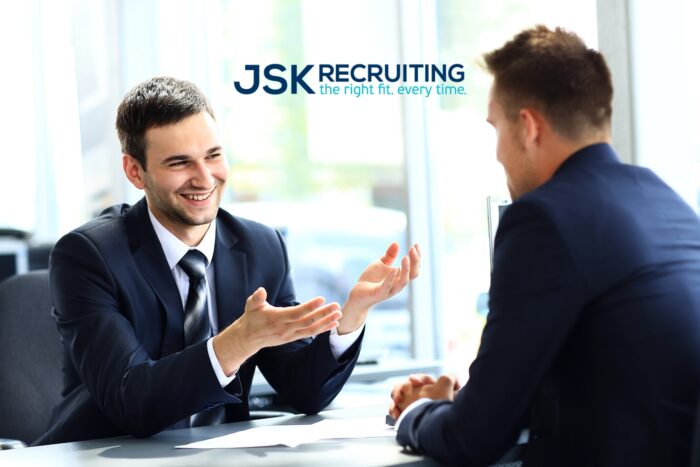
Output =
[
  {"x1": 483, "y1": 25, "x2": 613, "y2": 141},
  {"x1": 116, "y1": 77, "x2": 214, "y2": 170}
]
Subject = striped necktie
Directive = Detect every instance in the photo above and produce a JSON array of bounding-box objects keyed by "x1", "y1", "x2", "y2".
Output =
[
  {"x1": 178, "y1": 250, "x2": 224, "y2": 427},
  {"x1": 178, "y1": 250, "x2": 211, "y2": 346}
]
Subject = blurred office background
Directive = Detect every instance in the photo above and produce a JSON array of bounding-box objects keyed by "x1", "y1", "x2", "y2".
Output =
[{"x1": 0, "y1": 0, "x2": 699, "y2": 376}]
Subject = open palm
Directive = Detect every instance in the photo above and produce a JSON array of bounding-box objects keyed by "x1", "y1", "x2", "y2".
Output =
[{"x1": 339, "y1": 242, "x2": 421, "y2": 334}]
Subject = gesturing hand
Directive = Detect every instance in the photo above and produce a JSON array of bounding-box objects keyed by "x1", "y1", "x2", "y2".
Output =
[
  {"x1": 213, "y1": 287, "x2": 342, "y2": 375},
  {"x1": 338, "y1": 242, "x2": 421, "y2": 334}
]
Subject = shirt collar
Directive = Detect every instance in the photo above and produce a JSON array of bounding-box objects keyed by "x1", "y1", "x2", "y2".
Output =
[{"x1": 147, "y1": 207, "x2": 217, "y2": 271}]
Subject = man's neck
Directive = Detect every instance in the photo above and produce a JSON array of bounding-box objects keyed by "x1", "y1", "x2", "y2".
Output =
[{"x1": 150, "y1": 209, "x2": 211, "y2": 247}]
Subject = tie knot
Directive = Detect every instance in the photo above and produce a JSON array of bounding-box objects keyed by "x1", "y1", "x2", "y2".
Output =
[{"x1": 178, "y1": 250, "x2": 207, "y2": 280}]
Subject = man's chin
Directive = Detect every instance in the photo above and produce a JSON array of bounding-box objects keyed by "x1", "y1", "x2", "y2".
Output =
[
  {"x1": 185, "y1": 213, "x2": 218, "y2": 226},
  {"x1": 175, "y1": 207, "x2": 219, "y2": 227}
]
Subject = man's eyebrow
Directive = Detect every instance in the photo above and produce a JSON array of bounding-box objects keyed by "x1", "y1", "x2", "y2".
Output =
[
  {"x1": 161, "y1": 146, "x2": 222, "y2": 164},
  {"x1": 161, "y1": 154, "x2": 190, "y2": 165}
]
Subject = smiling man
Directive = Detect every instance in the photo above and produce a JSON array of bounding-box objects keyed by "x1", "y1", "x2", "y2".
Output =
[
  {"x1": 389, "y1": 26, "x2": 700, "y2": 466},
  {"x1": 36, "y1": 77, "x2": 420, "y2": 445}
]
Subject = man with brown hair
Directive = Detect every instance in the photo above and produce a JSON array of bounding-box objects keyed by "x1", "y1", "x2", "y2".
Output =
[
  {"x1": 390, "y1": 26, "x2": 700, "y2": 466},
  {"x1": 36, "y1": 77, "x2": 420, "y2": 445}
]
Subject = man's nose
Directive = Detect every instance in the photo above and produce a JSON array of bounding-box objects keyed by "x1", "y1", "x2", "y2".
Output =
[{"x1": 190, "y1": 160, "x2": 214, "y2": 187}]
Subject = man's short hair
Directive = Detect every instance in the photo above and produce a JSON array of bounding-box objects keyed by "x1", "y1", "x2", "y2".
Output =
[
  {"x1": 483, "y1": 25, "x2": 613, "y2": 140},
  {"x1": 116, "y1": 77, "x2": 214, "y2": 169}
]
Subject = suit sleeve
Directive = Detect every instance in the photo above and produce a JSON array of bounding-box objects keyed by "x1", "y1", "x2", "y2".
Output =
[
  {"x1": 397, "y1": 201, "x2": 588, "y2": 466},
  {"x1": 50, "y1": 232, "x2": 242, "y2": 437},
  {"x1": 255, "y1": 229, "x2": 362, "y2": 415}
]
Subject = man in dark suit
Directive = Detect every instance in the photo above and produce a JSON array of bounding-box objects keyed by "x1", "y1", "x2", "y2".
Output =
[
  {"x1": 36, "y1": 77, "x2": 420, "y2": 445},
  {"x1": 389, "y1": 26, "x2": 700, "y2": 466}
]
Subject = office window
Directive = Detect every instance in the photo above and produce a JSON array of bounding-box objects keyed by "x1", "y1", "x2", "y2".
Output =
[
  {"x1": 0, "y1": 2, "x2": 36, "y2": 235},
  {"x1": 0, "y1": 0, "x2": 85, "y2": 241},
  {"x1": 625, "y1": 1, "x2": 700, "y2": 211}
]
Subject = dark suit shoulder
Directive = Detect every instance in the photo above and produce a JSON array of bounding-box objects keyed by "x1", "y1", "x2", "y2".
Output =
[
  {"x1": 511, "y1": 144, "x2": 700, "y2": 295},
  {"x1": 69, "y1": 204, "x2": 131, "y2": 241},
  {"x1": 51, "y1": 204, "x2": 134, "y2": 273}
]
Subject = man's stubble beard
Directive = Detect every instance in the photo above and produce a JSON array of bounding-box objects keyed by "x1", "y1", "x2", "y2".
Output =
[{"x1": 145, "y1": 177, "x2": 223, "y2": 227}]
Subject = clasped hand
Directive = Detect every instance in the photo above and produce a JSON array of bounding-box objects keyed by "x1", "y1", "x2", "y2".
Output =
[{"x1": 389, "y1": 374, "x2": 461, "y2": 420}]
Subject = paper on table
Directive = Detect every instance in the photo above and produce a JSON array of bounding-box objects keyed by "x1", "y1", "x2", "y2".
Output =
[
  {"x1": 176, "y1": 425, "x2": 317, "y2": 449},
  {"x1": 310, "y1": 417, "x2": 395, "y2": 439},
  {"x1": 176, "y1": 416, "x2": 394, "y2": 449}
]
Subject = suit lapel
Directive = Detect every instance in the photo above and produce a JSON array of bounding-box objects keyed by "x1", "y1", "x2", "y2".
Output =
[
  {"x1": 214, "y1": 216, "x2": 248, "y2": 330},
  {"x1": 125, "y1": 198, "x2": 185, "y2": 353}
]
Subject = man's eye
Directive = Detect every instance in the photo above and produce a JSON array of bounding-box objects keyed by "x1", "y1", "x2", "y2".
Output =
[
  {"x1": 208, "y1": 153, "x2": 222, "y2": 159},
  {"x1": 169, "y1": 160, "x2": 188, "y2": 167}
]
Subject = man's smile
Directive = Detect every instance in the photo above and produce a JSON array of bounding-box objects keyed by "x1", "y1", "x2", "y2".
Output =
[{"x1": 179, "y1": 188, "x2": 215, "y2": 202}]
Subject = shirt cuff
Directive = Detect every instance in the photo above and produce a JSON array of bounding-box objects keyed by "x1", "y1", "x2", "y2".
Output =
[
  {"x1": 328, "y1": 323, "x2": 365, "y2": 360},
  {"x1": 395, "y1": 398, "x2": 432, "y2": 431},
  {"x1": 207, "y1": 337, "x2": 237, "y2": 387}
]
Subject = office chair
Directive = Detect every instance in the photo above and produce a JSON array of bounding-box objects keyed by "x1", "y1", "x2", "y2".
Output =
[{"x1": 0, "y1": 270, "x2": 62, "y2": 449}]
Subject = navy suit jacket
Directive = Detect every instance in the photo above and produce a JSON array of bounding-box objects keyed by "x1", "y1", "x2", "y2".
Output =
[
  {"x1": 398, "y1": 144, "x2": 700, "y2": 466},
  {"x1": 36, "y1": 198, "x2": 362, "y2": 445}
]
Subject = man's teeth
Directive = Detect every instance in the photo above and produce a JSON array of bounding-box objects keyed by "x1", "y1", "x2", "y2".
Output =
[{"x1": 184, "y1": 192, "x2": 211, "y2": 201}]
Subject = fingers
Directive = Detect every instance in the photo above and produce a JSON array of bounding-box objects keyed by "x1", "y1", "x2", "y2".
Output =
[
  {"x1": 242, "y1": 292, "x2": 340, "y2": 348},
  {"x1": 399, "y1": 379, "x2": 414, "y2": 397},
  {"x1": 390, "y1": 375, "x2": 435, "y2": 417},
  {"x1": 433, "y1": 375, "x2": 457, "y2": 400},
  {"x1": 436, "y1": 375, "x2": 456, "y2": 390},
  {"x1": 390, "y1": 381, "x2": 405, "y2": 403},
  {"x1": 389, "y1": 255, "x2": 411, "y2": 295},
  {"x1": 385, "y1": 243, "x2": 421, "y2": 297},
  {"x1": 408, "y1": 373, "x2": 436, "y2": 386},
  {"x1": 380, "y1": 242, "x2": 400, "y2": 266},
  {"x1": 293, "y1": 302, "x2": 342, "y2": 336},
  {"x1": 376, "y1": 268, "x2": 398, "y2": 298},
  {"x1": 388, "y1": 401, "x2": 401, "y2": 420},
  {"x1": 413, "y1": 374, "x2": 457, "y2": 402},
  {"x1": 246, "y1": 287, "x2": 268, "y2": 310},
  {"x1": 408, "y1": 243, "x2": 421, "y2": 280},
  {"x1": 283, "y1": 296, "x2": 327, "y2": 321}
]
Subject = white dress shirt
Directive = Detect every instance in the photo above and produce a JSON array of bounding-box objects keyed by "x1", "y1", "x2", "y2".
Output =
[{"x1": 147, "y1": 208, "x2": 364, "y2": 387}]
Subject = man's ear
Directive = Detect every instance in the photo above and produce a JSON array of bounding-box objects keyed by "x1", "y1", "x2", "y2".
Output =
[
  {"x1": 519, "y1": 108, "x2": 543, "y2": 149},
  {"x1": 123, "y1": 154, "x2": 146, "y2": 190}
]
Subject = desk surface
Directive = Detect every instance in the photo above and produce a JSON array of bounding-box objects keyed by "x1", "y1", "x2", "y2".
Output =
[{"x1": 0, "y1": 406, "x2": 439, "y2": 467}]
